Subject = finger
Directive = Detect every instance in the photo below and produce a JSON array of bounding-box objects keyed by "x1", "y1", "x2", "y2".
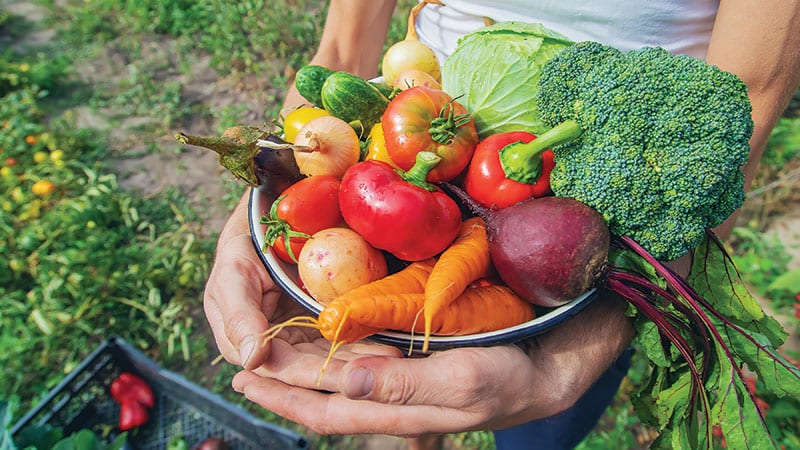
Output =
[
  {"x1": 340, "y1": 347, "x2": 516, "y2": 408},
  {"x1": 249, "y1": 338, "x2": 405, "y2": 392},
  {"x1": 232, "y1": 371, "x2": 474, "y2": 435},
  {"x1": 250, "y1": 339, "x2": 349, "y2": 392},
  {"x1": 205, "y1": 234, "x2": 278, "y2": 369}
]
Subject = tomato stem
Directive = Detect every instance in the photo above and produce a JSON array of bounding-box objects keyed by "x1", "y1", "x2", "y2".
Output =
[{"x1": 429, "y1": 97, "x2": 472, "y2": 145}]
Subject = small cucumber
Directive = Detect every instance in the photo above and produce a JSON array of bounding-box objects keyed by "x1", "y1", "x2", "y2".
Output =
[
  {"x1": 294, "y1": 65, "x2": 334, "y2": 107},
  {"x1": 321, "y1": 71, "x2": 390, "y2": 131}
]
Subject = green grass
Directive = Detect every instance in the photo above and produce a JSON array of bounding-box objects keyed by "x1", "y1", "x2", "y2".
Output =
[{"x1": 2, "y1": 1, "x2": 798, "y2": 449}]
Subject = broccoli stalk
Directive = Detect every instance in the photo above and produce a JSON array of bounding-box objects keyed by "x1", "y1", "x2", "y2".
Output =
[{"x1": 499, "y1": 119, "x2": 582, "y2": 184}]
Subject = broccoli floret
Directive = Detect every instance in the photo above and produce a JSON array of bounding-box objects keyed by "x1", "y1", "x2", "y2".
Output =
[{"x1": 500, "y1": 41, "x2": 753, "y2": 260}]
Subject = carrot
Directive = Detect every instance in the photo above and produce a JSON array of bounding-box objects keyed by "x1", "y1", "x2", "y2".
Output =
[
  {"x1": 336, "y1": 257, "x2": 435, "y2": 301},
  {"x1": 258, "y1": 259, "x2": 436, "y2": 384},
  {"x1": 345, "y1": 284, "x2": 535, "y2": 336},
  {"x1": 423, "y1": 216, "x2": 491, "y2": 351}
]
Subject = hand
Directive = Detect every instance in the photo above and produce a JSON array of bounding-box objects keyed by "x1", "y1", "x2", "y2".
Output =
[
  {"x1": 203, "y1": 191, "x2": 404, "y2": 371},
  {"x1": 203, "y1": 192, "x2": 314, "y2": 369},
  {"x1": 233, "y1": 344, "x2": 568, "y2": 436},
  {"x1": 231, "y1": 294, "x2": 635, "y2": 436}
]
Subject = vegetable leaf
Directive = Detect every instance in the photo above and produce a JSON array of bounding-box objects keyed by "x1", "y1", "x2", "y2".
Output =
[{"x1": 441, "y1": 22, "x2": 573, "y2": 138}]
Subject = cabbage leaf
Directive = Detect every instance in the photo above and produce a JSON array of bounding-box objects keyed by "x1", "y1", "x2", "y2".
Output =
[{"x1": 441, "y1": 22, "x2": 573, "y2": 138}]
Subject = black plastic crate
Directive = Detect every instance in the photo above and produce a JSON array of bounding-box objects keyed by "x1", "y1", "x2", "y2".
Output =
[{"x1": 11, "y1": 336, "x2": 309, "y2": 450}]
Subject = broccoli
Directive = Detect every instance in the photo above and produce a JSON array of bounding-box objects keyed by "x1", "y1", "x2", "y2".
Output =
[{"x1": 499, "y1": 41, "x2": 753, "y2": 260}]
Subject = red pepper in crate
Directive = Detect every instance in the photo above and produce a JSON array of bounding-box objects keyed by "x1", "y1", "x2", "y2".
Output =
[
  {"x1": 462, "y1": 131, "x2": 555, "y2": 210},
  {"x1": 118, "y1": 399, "x2": 149, "y2": 431},
  {"x1": 339, "y1": 151, "x2": 462, "y2": 261},
  {"x1": 110, "y1": 372, "x2": 154, "y2": 430},
  {"x1": 110, "y1": 372, "x2": 155, "y2": 407}
]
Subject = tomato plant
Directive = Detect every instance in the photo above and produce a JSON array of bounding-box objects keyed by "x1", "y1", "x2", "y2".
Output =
[
  {"x1": 381, "y1": 86, "x2": 478, "y2": 182},
  {"x1": 262, "y1": 175, "x2": 344, "y2": 263}
]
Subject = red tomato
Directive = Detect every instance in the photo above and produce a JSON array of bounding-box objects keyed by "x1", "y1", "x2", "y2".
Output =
[
  {"x1": 381, "y1": 86, "x2": 478, "y2": 182},
  {"x1": 264, "y1": 175, "x2": 344, "y2": 264}
]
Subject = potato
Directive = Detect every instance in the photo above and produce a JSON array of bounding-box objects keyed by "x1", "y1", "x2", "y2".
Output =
[{"x1": 297, "y1": 227, "x2": 388, "y2": 304}]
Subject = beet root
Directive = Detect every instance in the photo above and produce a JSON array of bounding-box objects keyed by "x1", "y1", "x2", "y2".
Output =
[
  {"x1": 487, "y1": 196, "x2": 608, "y2": 306},
  {"x1": 440, "y1": 183, "x2": 610, "y2": 306}
]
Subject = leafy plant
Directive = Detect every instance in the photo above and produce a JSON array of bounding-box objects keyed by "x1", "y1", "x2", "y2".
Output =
[{"x1": 1, "y1": 58, "x2": 212, "y2": 411}]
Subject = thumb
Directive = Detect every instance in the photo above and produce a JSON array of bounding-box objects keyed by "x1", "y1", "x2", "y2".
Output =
[{"x1": 205, "y1": 234, "x2": 276, "y2": 369}]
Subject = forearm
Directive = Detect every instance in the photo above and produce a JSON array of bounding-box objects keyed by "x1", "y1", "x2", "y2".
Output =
[
  {"x1": 282, "y1": 0, "x2": 397, "y2": 114},
  {"x1": 706, "y1": 0, "x2": 800, "y2": 240}
]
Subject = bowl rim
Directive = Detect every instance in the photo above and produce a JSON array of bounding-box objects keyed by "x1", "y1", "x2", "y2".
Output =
[{"x1": 247, "y1": 186, "x2": 598, "y2": 351}]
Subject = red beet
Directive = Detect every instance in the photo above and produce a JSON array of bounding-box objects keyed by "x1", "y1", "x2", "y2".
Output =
[
  {"x1": 442, "y1": 183, "x2": 609, "y2": 307},
  {"x1": 488, "y1": 196, "x2": 609, "y2": 307}
]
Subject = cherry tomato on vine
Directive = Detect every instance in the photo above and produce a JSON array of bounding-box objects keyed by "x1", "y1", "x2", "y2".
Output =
[
  {"x1": 381, "y1": 86, "x2": 478, "y2": 182},
  {"x1": 262, "y1": 175, "x2": 344, "y2": 264},
  {"x1": 282, "y1": 106, "x2": 330, "y2": 143}
]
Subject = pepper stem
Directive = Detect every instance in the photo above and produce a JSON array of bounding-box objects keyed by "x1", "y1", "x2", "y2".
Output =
[
  {"x1": 499, "y1": 120, "x2": 583, "y2": 184},
  {"x1": 398, "y1": 151, "x2": 441, "y2": 191}
]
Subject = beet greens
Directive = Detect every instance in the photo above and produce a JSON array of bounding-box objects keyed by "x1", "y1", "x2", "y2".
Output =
[{"x1": 607, "y1": 233, "x2": 800, "y2": 449}]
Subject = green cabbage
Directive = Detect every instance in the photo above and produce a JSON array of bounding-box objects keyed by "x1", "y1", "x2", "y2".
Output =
[{"x1": 441, "y1": 22, "x2": 573, "y2": 138}]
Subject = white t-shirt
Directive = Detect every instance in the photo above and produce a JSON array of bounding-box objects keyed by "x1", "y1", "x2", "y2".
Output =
[{"x1": 416, "y1": 0, "x2": 720, "y2": 61}]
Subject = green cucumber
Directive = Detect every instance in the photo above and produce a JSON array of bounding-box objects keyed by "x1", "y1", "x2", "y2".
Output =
[
  {"x1": 294, "y1": 65, "x2": 334, "y2": 107},
  {"x1": 321, "y1": 71, "x2": 390, "y2": 131}
]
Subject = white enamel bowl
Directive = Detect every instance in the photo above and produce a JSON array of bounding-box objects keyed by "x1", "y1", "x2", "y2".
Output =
[{"x1": 248, "y1": 186, "x2": 598, "y2": 351}]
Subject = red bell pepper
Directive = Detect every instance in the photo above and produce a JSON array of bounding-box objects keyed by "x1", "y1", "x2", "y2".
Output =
[
  {"x1": 110, "y1": 372, "x2": 154, "y2": 431},
  {"x1": 118, "y1": 399, "x2": 149, "y2": 431},
  {"x1": 462, "y1": 131, "x2": 555, "y2": 210},
  {"x1": 110, "y1": 372, "x2": 155, "y2": 408},
  {"x1": 339, "y1": 151, "x2": 462, "y2": 261}
]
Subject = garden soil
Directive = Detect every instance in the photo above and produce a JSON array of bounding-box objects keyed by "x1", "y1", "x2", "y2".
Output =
[{"x1": 5, "y1": 0, "x2": 798, "y2": 448}]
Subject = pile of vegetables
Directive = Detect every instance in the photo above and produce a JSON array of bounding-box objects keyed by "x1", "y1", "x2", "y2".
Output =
[{"x1": 177, "y1": 6, "x2": 800, "y2": 449}]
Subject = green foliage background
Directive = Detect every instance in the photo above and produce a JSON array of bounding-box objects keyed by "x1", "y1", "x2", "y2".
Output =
[{"x1": 1, "y1": 1, "x2": 797, "y2": 449}]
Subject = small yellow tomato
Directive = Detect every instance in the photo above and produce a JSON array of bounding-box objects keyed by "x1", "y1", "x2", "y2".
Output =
[
  {"x1": 0, "y1": 167, "x2": 11, "y2": 177},
  {"x1": 282, "y1": 107, "x2": 330, "y2": 143},
  {"x1": 364, "y1": 123, "x2": 400, "y2": 169},
  {"x1": 33, "y1": 151, "x2": 48, "y2": 163},
  {"x1": 50, "y1": 149, "x2": 64, "y2": 161},
  {"x1": 31, "y1": 180, "x2": 57, "y2": 196}
]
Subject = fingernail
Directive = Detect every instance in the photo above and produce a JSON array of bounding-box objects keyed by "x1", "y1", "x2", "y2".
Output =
[
  {"x1": 239, "y1": 336, "x2": 255, "y2": 368},
  {"x1": 345, "y1": 367, "x2": 373, "y2": 399}
]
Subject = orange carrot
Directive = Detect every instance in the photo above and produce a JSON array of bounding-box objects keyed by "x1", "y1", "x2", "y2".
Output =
[
  {"x1": 423, "y1": 216, "x2": 491, "y2": 351},
  {"x1": 336, "y1": 257, "x2": 435, "y2": 301},
  {"x1": 259, "y1": 259, "x2": 436, "y2": 383},
  {"x1": 262, "y1": 282, "x2": 533, "y2": 384},
  {"x1": 344, "y1": 284, "x2": 535, "y2": 336}
]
